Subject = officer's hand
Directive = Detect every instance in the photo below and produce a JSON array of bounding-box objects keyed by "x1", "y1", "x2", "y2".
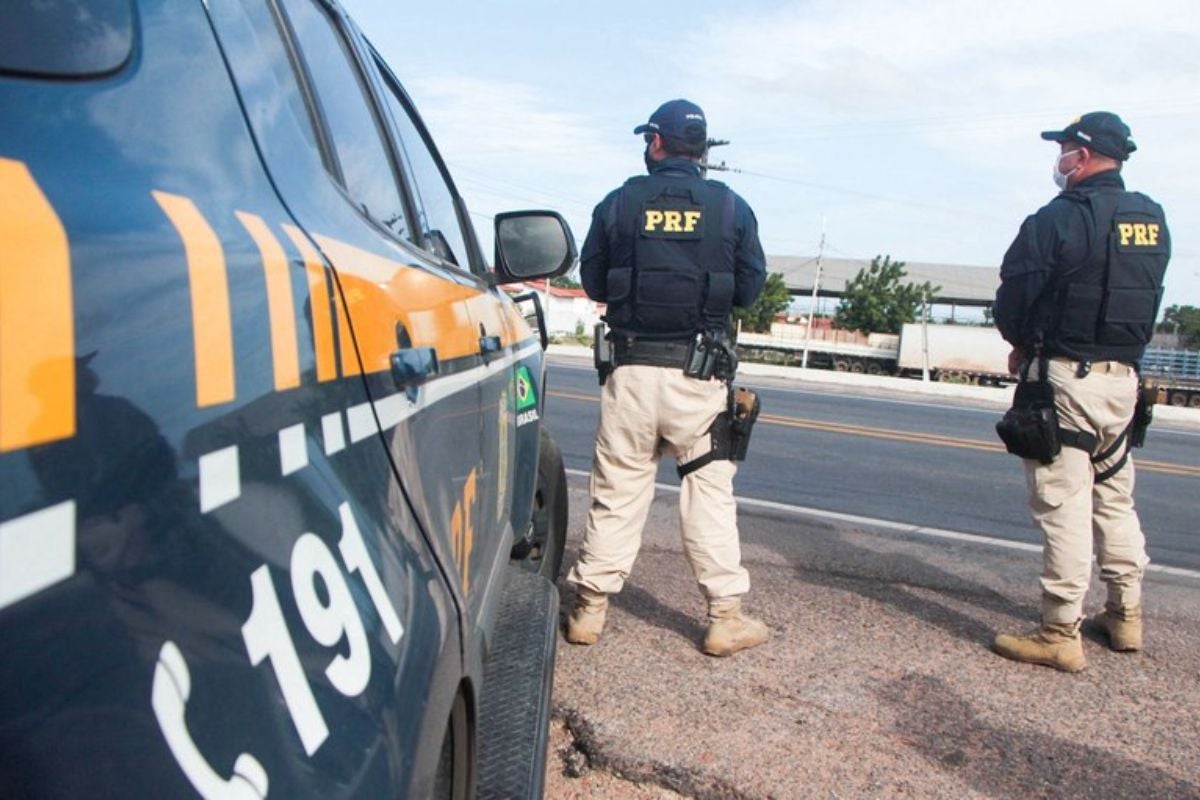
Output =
[{"x1": 1007, "y1": 347, "x2": 1024, "y2": 376}]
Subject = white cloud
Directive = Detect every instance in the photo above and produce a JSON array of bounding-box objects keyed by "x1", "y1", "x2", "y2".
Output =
[
  {"x1": 661, "y1": 0, "x2": 1200, "y2": 303},
  {"x1": 397, "y1": 74, "x2": 642, "y2": 252},
  {"x1": 347, "y1": 0, "x2": 1199, "y2": 303}
]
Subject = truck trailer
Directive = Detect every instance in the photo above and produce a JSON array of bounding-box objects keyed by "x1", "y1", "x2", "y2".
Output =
[
  {"x1": 737, "y1": 322, "x2": 1012, "y2": 385},
  {"x1": 1142, "y1": 347, "x2": 1200, "y2": 407},
  {"x1": 738, "y1": 322, "x2": 1200, "y2": 406}
]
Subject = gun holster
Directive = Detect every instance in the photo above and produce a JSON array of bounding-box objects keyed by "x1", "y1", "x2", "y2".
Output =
[
  {"x1": 995, "y1": 355, "x2": 1062, "y2": 464},
  {"x1": 1129, "y1": 380, "x2": 1156, "y2": 449},
  {"x1": 677, "y1": 387, "x2": 761, "y2": 478}
]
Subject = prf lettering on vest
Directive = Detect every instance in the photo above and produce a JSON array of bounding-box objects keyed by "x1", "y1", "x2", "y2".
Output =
[
  {"x1": 644, "y1": 209, "x2": 702, "y2": 233},
  {"x1": 1118, "y1": 222, "x2": 1160, "y2": 247}
]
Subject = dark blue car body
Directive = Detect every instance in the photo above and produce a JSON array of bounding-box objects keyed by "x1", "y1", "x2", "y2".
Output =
[{"x1": 0, "y1": 1, "x2": 571, "y2": 796}]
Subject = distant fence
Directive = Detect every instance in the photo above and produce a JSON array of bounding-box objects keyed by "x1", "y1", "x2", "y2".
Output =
[{"x1": 1142, "y1": 347, "x2": 1200, "y2": 380}]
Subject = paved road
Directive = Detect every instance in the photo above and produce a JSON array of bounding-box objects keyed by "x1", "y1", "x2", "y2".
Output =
[
  {"x1": 543, "y1": 358, "x2": 1200, "y2": 572},
  {"x1": 543, "y1": 357, "x2": 1200, "y2": 798}
]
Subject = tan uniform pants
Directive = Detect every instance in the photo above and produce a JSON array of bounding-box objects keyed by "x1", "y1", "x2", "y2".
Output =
[
  {"x1": 566, "y1": 364, "x2": 750, "y2": 602},
  {"x1": 1026, "y1": 358, "x2": 1149, "y2": 625}
]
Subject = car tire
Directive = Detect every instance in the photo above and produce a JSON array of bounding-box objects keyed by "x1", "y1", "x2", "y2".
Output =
[
  {"x1": 514, "y1": 430, "x2": 568, "y2": 581},
  {"x1": 431, "y1": 692, "x2": 472, "y2": 800}
]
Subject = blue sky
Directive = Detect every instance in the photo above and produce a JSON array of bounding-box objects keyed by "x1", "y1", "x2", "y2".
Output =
[{"x1": 342, "y1": 0, "x2": 1200, "y2": 311}]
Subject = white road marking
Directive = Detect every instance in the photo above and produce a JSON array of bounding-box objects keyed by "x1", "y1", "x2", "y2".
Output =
[
  {"x1": 0, "y1": 500, "x2": 76, "y2": 610},
  {"x1": 321, "y1": 412, "x2": 346, "y2": 455},
  {"x1": 564, "y1": 468, "x2": 1200, "y2": 581},
  {"x1": 279, "y1": 423, "x2": 307, "y2": 476},
  {"x1": 199, "y1": 446, "x2": 241, "y2": 512}
]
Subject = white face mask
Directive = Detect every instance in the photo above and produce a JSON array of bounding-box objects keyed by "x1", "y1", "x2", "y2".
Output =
[{"x1": 1052, "y1": 149, "x2": 1080, "y2": 190}]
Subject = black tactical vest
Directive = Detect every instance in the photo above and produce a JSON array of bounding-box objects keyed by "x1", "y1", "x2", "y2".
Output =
[
  {"x1": 1047, "y1": 188, "x2": 1170, "y2": 363},
  {"x1": 601, "y1": 173, "x2": 736, "y2": 339}
]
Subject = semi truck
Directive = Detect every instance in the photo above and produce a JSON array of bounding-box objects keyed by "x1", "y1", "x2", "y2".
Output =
[
  {"x1": 1142, "y1": 347, "x2": 1200, "y2": 407},
  {"x1": 737, "y1": 322, "x2": 1012, "y2": 384},
  {"x1": 738, "y1": 322, "x2": 1200, "y2": 404}
]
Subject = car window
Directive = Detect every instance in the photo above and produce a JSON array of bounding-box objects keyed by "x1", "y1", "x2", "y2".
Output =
[
  {"x1": 279, "y1": 0, "x2": 408, "y2": 240},
  {"x1": 375, "y1": 64, "x2": 472, "y2": 271},
  {"x1": 208, "y1": 0, "x2": 320, "y2": 155},
  {"x1": 0, "y1": 0, "x2": 134, "y2": 78}
]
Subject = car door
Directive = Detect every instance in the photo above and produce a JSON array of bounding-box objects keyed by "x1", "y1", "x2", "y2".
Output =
[
  {"x1": 1, "y1": 0, "x2": 459, "y2": 796},
  {"x1": 361, "y1": 52, "x2": 533, "y2": 652},
  {"x1": 209, "y1": 0, "x2": 486, "y2": 597}
]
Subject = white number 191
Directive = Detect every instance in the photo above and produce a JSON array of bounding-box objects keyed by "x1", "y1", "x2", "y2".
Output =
[{"x1": 241, "y1": 502, "x2": 403, "y2": 756}]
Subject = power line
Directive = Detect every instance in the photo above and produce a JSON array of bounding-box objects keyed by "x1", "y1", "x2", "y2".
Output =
[
  {"x1": 722, "y1": 166, "x2": 1011, "y2": 225},
  {"x1": 739, "y1": 102, "x2": 1200, "y2": 145},
  {"x1": 448, "y1": 162, "x2": 596, "y2": 212}
]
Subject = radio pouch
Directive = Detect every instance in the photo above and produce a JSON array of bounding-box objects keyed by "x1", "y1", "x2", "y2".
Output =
[{"x1": 995, "y1": 357, "x2": 1062, "y2": 464}]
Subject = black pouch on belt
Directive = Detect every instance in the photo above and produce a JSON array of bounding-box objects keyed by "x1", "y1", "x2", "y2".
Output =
[
  {"x1": 995, "y1": 356, "x2": 1062, "y2": 464},
  {"x1": 593, "y1": 323, "x2": 612, "y2": 386},
  {"x1": 683, "y1": 333, "x2": 717, "y2": 379}
]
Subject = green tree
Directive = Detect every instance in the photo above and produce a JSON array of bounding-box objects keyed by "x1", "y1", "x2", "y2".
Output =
[
  {"x1": 1158, "y1": 304, "x2": 1200, "y2": 347},
  {"x1": 833, "y1": 255, "x2": 939, "y2": 334},
  {"x1": 550, "y1": 273, "x2": 581, "y2": 290},
  {"x1": 732, "y1": 271, "x2": 791, "y2": 332}
]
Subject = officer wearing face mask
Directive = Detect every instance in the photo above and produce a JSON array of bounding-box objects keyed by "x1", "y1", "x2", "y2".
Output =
[
  {"x1": 992, "y1": 111, "x2": 1171, "y2": 672},
  {"x1": 564, "y1": 99, "x2": 769, "y2": 657}
]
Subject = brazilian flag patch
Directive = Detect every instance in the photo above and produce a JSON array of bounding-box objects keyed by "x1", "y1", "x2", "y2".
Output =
[{"x1": 515, "y1": 365, "x2": 540, "y2": 426}]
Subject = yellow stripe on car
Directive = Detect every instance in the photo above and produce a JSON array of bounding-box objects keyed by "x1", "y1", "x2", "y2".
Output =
[
  {"x1": 154, "y1": 191, "x2": 236, "y2": 407},
  {"x1": 237, "y1": 211, "x2": 301, "y2": 391},
  {"x1": 282, "y1": 224, "x2": 338, "y2": 383},
  {"x1": 0, "y1": 158, "x2": 75, "y2": 451}
]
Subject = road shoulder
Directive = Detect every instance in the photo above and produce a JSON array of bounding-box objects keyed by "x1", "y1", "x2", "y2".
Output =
[{"x1": 546, "y1": 478, "x2": 1200, "y2": 798}]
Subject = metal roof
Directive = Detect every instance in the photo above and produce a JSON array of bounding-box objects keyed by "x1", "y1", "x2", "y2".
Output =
[{"x1": 768, "y1": 255, "x2": 1000, "y2": 307}]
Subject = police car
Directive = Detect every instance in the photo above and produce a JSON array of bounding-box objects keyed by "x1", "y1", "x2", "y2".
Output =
[{"x1": 0, "y1": 1, "x2": 574, "y2": 797}]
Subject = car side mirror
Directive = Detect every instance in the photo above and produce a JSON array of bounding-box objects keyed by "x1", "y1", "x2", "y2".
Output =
[{"x1": 492, "y1": 211, "x2": 576, "y2": 284}]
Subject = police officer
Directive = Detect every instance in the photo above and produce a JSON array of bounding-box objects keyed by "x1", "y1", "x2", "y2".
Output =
[
  {"x1": 564, "y1": 99, "x2": 769, "y2": 656},
  {"x1": 992, "y1": 111, "x2": 1170, "y2": 672}
]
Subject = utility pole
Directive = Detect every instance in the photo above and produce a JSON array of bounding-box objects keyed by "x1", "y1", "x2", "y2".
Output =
[
  {"x1": 921, "y1": 286, "x2": 930, "y2": 383},
  {"x1": 801, "y1": 220, "x2": 826, "y2": 370},
  {"x1": 701, "y1": 138, "x2": 730, "y2": 179}
]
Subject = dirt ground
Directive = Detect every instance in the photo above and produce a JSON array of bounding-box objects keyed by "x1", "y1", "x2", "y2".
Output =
[{"x1": 543, "y1": 480, "x2": 1200, "y2": 799}]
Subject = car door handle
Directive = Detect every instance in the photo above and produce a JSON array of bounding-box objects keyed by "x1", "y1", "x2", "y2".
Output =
[
  {"x1": 478, "y1": 323, "x2": 502, "y2": 360},
  {"x1": 391, "y1": 347, "x2": 439, "y2": 387}
]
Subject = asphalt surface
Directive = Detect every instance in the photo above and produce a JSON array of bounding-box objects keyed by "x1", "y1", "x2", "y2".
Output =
[
  {"x1": 542, "y1": 355, "x2": 1200, "y2": 798},
  {"x1": 542, "y1": 357, "x2": 1200, "y2": 572}
]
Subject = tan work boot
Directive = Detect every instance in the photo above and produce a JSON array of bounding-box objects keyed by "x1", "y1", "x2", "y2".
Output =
[
  {"x1": 992, "y1": 620, "x2": 1086, "y2": 673},
  {"x1": 1091, "y1": 604, "x2": 1143, "y2": 652},
  {"x1": 565, "y1": 588, "x2": 608, "y2": 645},
  {"x1": 702, "y1": 599, "x2": 769, "y2": 657}
]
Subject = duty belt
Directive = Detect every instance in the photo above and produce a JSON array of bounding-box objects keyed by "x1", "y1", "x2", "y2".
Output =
[
  {"x1": 1049, "y1": 356, "x2": 1136, "y2": 379},
  {"x1": 611, "y1": 337, "x2": 692, "y2": 369}
]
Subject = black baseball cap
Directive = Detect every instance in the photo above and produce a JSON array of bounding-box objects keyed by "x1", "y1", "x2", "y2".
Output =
[
  {"x1": 633, "y1": 99, "x2": 707, "y2": 144},
  {"x1": 1041, "y1": 111, "x2": 1137, "y2": 161}
]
